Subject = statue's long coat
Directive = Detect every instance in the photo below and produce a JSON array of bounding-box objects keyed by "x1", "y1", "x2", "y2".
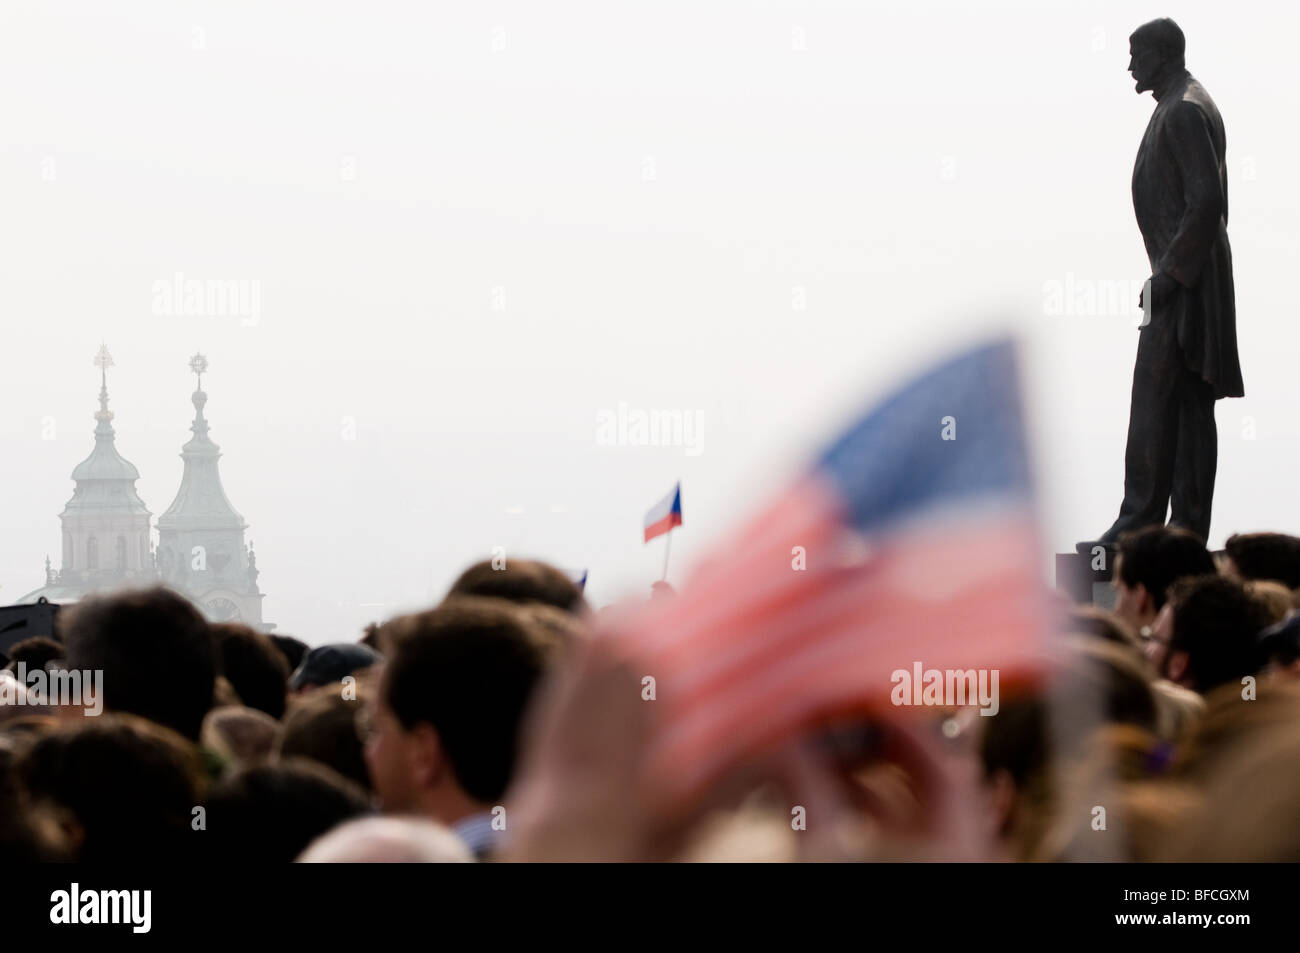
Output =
[{"x1": 1133, "y1": 70, "x2": 1244, "y2": 399}]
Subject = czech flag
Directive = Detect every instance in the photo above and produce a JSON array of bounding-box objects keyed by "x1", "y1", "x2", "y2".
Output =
[
  {"x1": 606, "y1": 338, "x2": 1051, "y2": 808},
  {"x1": 643, "y1": 482, "x2": 683, "y2": 543}
]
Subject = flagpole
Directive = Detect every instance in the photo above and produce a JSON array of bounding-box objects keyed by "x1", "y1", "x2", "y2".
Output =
[{"x1": 661, "y1": 529, "x2": 673, "y2": 581}]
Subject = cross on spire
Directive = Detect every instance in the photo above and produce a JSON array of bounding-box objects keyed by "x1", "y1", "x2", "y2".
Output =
[
  {"x1": 94, "y1": 344, "x2": 114, "y2": 419},
  {"x1": 189, "y1": 352, "x2": 208, "y2": 390}
]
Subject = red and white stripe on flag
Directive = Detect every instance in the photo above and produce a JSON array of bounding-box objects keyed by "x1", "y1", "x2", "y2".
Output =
[
  {"x1": 609, "y1": 476, "x2": 1048, "y2": 811},
  {"x1": 643, "y1": 482, "x2": 683, "y2": 543}
]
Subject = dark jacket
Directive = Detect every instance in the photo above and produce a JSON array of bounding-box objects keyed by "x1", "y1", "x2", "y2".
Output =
[{"x1": 1133, "y1": 70, "x2": 1244, "y2": 399}]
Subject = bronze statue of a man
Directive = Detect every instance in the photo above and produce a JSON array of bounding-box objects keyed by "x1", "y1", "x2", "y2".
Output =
[{"x1": 1087, "y1": 18, "x2": 1243, "y2": 551}]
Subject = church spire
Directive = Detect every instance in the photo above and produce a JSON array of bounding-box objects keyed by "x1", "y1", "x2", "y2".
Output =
[
  {"x1": 95, "y1": 343, "x2": 113, "y2": 427},
  {"x1": 187, "y1": 352, "x2": 210, "y2": 439},
  {"x1": 70, "y1": 344, "x2": 143, "y2": 484},
  {"x1": 55, "y1": 344, "x2": 152, "y2": 586},
  {"x1": 158, "y1": 353, "x2": 245, "y2": 531},
  {"x1": 156, "y1": 353, "x2": 263, "y2": 626}
]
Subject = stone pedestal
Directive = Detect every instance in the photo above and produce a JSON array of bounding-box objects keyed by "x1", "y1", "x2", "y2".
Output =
[{"x1": 1055, "y1": 551, "x2": 1117, "y2": 609}]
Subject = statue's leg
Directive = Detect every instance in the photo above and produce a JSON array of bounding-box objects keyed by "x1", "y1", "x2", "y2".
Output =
[
  {"x1": 1099, "y1": 314, "x2": 1182, "y2": 544},
  {"x1": 1168, "y1": 370, "x2": 1217, "y2": 543}
]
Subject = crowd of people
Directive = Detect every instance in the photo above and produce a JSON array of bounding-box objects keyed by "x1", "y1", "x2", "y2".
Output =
[{"x1": 2, "y1": 530, "x2": 1300, "y2": 862}]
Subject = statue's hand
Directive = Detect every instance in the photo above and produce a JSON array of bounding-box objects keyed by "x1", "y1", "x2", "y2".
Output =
[{"x1": 1139, "y1": 272, "x2": 1178, "y2": 310}]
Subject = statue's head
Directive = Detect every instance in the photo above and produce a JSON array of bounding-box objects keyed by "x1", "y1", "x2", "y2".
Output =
[{"x1": 1128, "y1": 18, "x2": 1185, "y2": 94}]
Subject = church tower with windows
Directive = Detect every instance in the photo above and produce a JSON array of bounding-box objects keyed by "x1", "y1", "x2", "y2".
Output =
[
  {"x1": 154, "y1": 354, "x2": 265, "y2": 625},
  {"x1": 22, "y1": 346, "x2": 154, "y2": 602}
]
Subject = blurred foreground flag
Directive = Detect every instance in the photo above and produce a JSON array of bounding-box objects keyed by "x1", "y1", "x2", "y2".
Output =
[
  {"x1": 611, "y1": 338, "x2": 1051, "y2": 807},
  {"x1": 643, "y1": 482, "x2": 683, "y2": 543}
]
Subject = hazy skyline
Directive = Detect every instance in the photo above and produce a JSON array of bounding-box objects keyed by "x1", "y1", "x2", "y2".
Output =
[{"x1": 4, "y1": 2, "x2": 1297, "y2": 643}]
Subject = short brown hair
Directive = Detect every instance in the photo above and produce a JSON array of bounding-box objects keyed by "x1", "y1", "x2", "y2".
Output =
[
  {"x1": 278, "y1": 682, "x2": 373, "y2": 792},
  {"x1": 211, "y1": 623, "x2": 290, "y2": 720},
  {"x1": 378, "y1": 597, "x2": 550, "y2": 802},
  {"x1": 18, "y1": 714, "x2": 206, "y2": 862},
  {"x1": 59, "y1": 587, "x2": 215, "y2": 740},
  {"x1": 1166, "y1": 575, "x2": 1273, "y2": 692},
  {"x1": 447, "y1": 558, "x2": 586, "y2": 615}
]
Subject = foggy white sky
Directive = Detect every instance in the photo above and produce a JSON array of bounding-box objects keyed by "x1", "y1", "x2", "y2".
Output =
[{"x1": 3, "y1": 1, "x2": 1297, "y2": 643}]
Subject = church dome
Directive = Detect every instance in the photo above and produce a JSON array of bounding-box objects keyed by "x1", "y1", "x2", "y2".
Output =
[
  {"x1": 60, "y1": 347, "x2": 151, "y2": 517},
  {"x1": 70, "y1": 427, "x2": 142, "y2": 481}
]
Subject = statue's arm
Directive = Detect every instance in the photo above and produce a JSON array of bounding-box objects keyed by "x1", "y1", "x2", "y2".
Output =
[{"x1": 1158, "y1": 101, "x2": 1225, "y2": 290}]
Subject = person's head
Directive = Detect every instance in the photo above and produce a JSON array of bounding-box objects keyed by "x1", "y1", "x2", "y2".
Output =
[
  {"x1": 365, "y1": 597, "x2": 550, "y2": 822},
  {"x1": 59, "y1": 587, "x2": 215, "y2": 740},
  {"x1": 201, "y1": 705, "x2": 282, "y2": 773},
  {"x1": 1062, "y1": 604, "x2": 1143, "y2": 656},
  {"x1": 1113, "y1": 526, "x2": 1214, "y2": 632},
  {"x1": 3, "y1": 636, "x2": 65, "y2": 675},
  {"x1": 289, "y1": 642, "x2": 381, "y2": 693},
  {"x1": 979, "y1": 637, "x2": 1158, "y2": 860},
  {"x1": 201, "y1": 759, "x2": 372, "y2": 863},
  {"x1": 1257, "y1": 611, "x2": 1300, "y2": 677},
  {"x1": 277, "y1": 682, "x2": 373, "y2": 793},
  {"x1": 17, "y1": 714, "x2": 206, "y2": 862},
  {"x1": 447, "y1": 558, "x2": 587, "y2": 615},
  {"x1": 297, "y1": 815, "x2": 473, "y2": 863},
  {"x1": 268, "y1": 634, "x2": 309, "y2": 674},
  {"x1": 211, "y1": 623, "x2": 289, "y2": 720},
  {"x1": 1153, "y1": 575, "x2": 1273, "y2": 692},
  {"x1": 1244, "y1": 579, "x2": 1294, "y2": 626},
  {"x1": 513, "y1": 601, "x2": 589, "y2": 662},
  {"x1": 1223, "y1": 532, "x2": 1300, "y2": 588},
  {"x1": 1129, "y1": 18, "x2": 1186, "y2": 93},
  {"x1": 0, "y1": 720, "x2": 66, "y2": 860},
  {"x1": 359, "y1": 622, "x2": 382, "y2": 652}
]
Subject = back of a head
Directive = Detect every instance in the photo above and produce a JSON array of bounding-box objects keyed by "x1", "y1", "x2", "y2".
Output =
[
  {"x1": 1168, "y1": 574, "x2": 1274, "y2": 693},
  {"x1": 211, "y1": 623, "x2": 290, "y2": 720},
  {"x1": 514, "y1": 601, "x2": 589, "y2": 662},
  {"x1": 378, "y1": 596, "x2": 551, "y2": 803},
  {"x1": 17, "y1": 713, "x2": 205, "y2": 862},
  {"x1": 268, "y1": 634, "x2": 309, "y2": 674},
  {"x1": 297, "y1": 815, "x2": 473, "y2": 863},
  {"x1": 1224, "y1": 532, "x2": 1300, "y2": 588},
  {"x1": 447, "y1": 558, "x2": 587, "y2": 615},
  {"x1": 201, "y1": 705, "x2": 282, "y2": 773},
  {"x1": 1116, "y1": 526, "x2": 1214, "y2": 611},
  {"x1": 290, "y1": 642, "x2": 381, "y2": 692},
  {"x1": 59, "y1": 587, "x2": 215, "y2": 741},
  {"x1": 1259, "y1": 611, "x2": 1300, "y2": 670},
  {"x1": 1059, "y1": 637, "x2": 1159, "y2": 737},
  {"x1": 979, "y1": 638, "x2": 1158, "y2": 860},
  {"x1": 278, "y1": 683, "x2": 372, "y2": 792},
  {"x1": 4, "y1": 636, "x2": 65, "y2": 674},
  {"x1": 1243, "y1": 579, "x2": 1294, "y2": 625},
  {"x1": 0, "y1": 722, "x2": 67, "y2": 861},
  {"x1": 1062, "y1": 605, "x2": 1142, "y2": 655},
  {"x1": 359, "y1": 622, "x2": 382, "y2": 652},
  {"x1": 202, "y1": 758, "x2": 372, "y2": 863}
]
